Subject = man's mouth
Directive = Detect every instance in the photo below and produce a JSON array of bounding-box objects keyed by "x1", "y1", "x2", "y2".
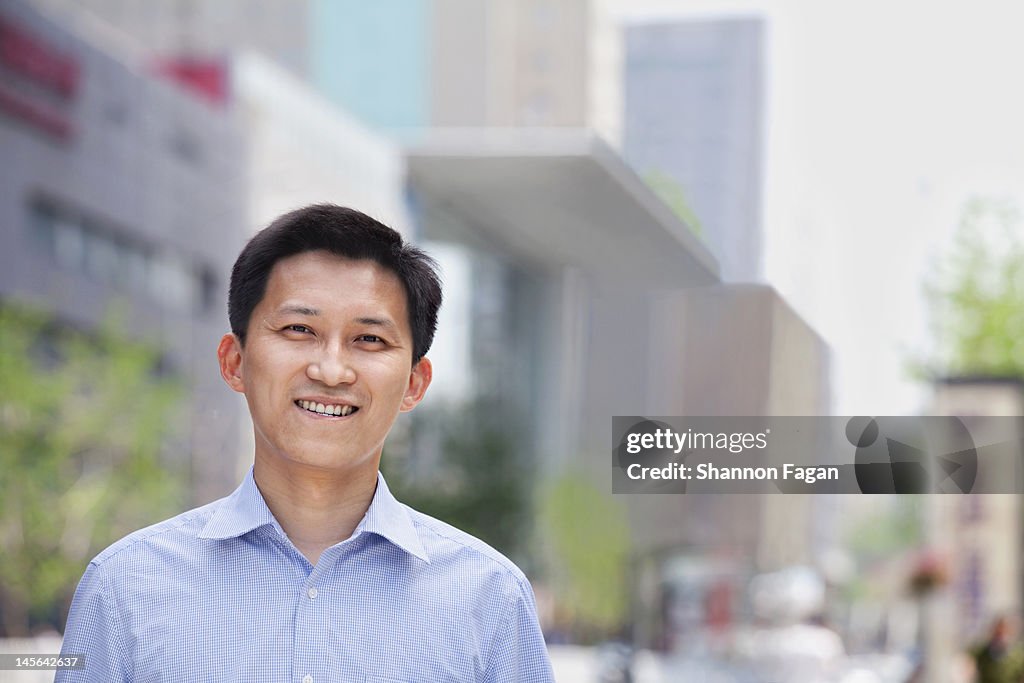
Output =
[{"x1": 294, "y1": 400, "x2": 359, "y2": 417}]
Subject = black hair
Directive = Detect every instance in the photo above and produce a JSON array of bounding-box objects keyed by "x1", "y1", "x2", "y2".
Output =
[{"x1": 228, "y1": 204, "x2": 442, "y2": 363}]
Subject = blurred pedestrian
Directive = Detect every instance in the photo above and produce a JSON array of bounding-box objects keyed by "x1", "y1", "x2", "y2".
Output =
[{"x1": 971, "y1": 615, "x2": 1024, "y2": 683}]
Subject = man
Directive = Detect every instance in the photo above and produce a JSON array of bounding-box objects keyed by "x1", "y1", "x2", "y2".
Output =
[{"x1": 57, "y1": 205, "x2": 555, "y2": 682}]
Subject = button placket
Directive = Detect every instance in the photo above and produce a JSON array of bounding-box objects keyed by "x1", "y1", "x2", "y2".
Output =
[
  {"x1": 294, "y1": 574, "x2": 328, "y2": 683},
  {"x1": 293, "y1": 539, "x2": 350, "y2": 681}
]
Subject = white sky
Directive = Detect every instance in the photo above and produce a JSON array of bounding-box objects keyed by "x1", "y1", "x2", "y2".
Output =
[{"x1": 610, "y1": 0, "x2": 1024, "y2": 415}]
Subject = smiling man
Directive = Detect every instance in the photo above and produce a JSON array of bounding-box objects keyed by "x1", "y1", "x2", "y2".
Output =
[{"x1": 57, "y1": 205, "x2": 554, "y2": 682}]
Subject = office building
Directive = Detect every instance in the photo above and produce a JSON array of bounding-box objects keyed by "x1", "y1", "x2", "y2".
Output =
[
  {"x1": 0, "y1": 0, "x2": 247, "y2": 502},
  {"x1": 310, "y1": 0, "x2": 621, "y2": 144},
  {"x1": 29, "y1": 0, "x2": 310, "y2": 79},
  {"x1": 623, "y1": 17, "x2": 764, "y2": 282}
]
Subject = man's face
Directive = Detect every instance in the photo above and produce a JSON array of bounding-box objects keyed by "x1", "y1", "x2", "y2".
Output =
[{"x1": 217, "y1": 250, "x2": 431, "y2": 473}]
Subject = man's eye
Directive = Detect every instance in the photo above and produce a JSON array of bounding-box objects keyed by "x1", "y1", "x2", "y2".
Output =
[
  {"x1": 357, "y1": 334, "x2": 384, "y2": 344},
  {"x1": 284, "y1": 325, "x2": 312, "y2": 334}
]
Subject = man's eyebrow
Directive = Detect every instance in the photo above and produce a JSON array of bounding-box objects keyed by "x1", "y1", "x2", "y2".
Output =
[
  {"x1": 275, "y1": 305, "x2": 321, "y2": 316},
  {"x1": 357, "y1": 317, "x2": 399, "y2": 331}
]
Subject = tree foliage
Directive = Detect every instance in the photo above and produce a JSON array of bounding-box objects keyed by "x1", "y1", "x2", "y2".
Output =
[
  {"x1": 0, "y1": 302, "x2": 186, "y2": 636},
  {"x1": 925, "y1": 197, "x2": 1024, "y2": 377},
  {"x1": 381, "y1": 399, "x2": 532, "y2": 563},
  {"x1": 643, "y1": 169, "x2": 705, "y2": 239},
  {"x1": 538, "y1": 472, "x2": 630, "y2": 639}
]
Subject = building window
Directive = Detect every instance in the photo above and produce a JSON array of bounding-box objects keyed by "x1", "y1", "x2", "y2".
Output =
[
  {"x1": 28, "y1": 199, "x2": 217, "y2": 314},
  {"x1": 53, "y1": 216, "x2": 85, "y2": 271},
  {"x1": 150, "y1": 253, "x2": 196, "y2": 311}
]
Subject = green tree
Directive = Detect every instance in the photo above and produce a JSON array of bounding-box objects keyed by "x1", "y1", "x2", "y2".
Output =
[
  {"x1": 842, "y1": 497, "x2": 923, "y2": 602},
  {"x1": 538, "y1": 472, "x2": 630, "y2": 640},
  {"x1": 643, "y1": 170, "x2": 705, "y2": 240},
  {"x1": 0, "y1": 303, "x2": 186, "y2": 636},
  {"x1": 924, "y1": 197, "x2": 1024, "y2": 377},
  {"x1": 381, "y1": 399, "x2": 532, "y2": 562}
]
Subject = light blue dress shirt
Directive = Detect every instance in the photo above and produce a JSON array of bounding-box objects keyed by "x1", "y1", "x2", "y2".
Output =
[{"x1": 56, "y1": 469, "x2": 554, "y2": 682}]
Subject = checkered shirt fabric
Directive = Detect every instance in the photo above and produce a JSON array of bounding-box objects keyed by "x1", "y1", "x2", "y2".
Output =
[{"x1": 56, "y1": 469, "x2": 554, "y2": 682}]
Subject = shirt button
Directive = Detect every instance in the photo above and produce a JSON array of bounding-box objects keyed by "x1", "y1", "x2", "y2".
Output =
[
  {"x1": 307, "y1": 587, "x2": 318, "y2": 599},
  {"x1": 302, "y1": 675, "x2": 313, "y2": 683}
]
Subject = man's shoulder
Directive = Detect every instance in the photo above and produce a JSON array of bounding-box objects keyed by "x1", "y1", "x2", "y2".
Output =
[
  {"x1": 89, "y1": 497, "x2": 224, "y2": 569},
  {"x1": 402, "y1": 505, "x2": 530, "y2": 587}
]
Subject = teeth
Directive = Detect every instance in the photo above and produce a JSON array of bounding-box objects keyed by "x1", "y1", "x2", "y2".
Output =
[{"x1": 296, "y1": 400, "x2": 355, "y2": 416}]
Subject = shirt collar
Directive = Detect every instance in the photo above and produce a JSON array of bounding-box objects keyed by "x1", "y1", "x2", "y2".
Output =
[
  {"x1": 198, "y1": 467, "x2": 280, "y2": 540},
  {"x1": 358, "y1": 473, "x2": 430, "y2": 563},
  {"x1": 199, "y1": 468, "x2": 430, "y2": 564}
]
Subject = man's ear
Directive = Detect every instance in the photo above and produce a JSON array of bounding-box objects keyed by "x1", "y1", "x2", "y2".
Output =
[
  {"x1": 400, "y1": 357, "x2": 433, "y2": 413},
  {"x1": 217, "y1": 333, "x2": 246, "y2": 394}
]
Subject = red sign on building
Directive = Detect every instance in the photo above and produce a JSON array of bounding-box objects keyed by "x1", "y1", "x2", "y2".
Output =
[{"x1": 0, "y1": 15, "x2": 79, "y2": 140}]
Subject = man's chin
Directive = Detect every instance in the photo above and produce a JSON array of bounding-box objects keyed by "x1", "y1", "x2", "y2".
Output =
[{"x1": 265, "y1": 448, "x2": 376, "y2": 473}]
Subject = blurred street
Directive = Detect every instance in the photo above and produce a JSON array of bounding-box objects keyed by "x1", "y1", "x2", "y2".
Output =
[
  {"x1": 550, "y1": 645, "x2": 663, "y2": 683},
  {"x1": 550, "y1": 645, "x2": 916, "y2": 683}
]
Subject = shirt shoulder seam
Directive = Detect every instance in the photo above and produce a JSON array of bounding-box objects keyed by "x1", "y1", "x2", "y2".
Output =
[
  {"x1": 481, "y1": 580, "x2": 528, "y2": 680},
  {"x1": 407, "y1": 510, "x2": 528, "y2": 587},
  {"x1": 93, "y1": 559, "x2": 133, "y2": 679},
  {"x1": 90, "y1": 505, "x2": 214, "y2": 567}
]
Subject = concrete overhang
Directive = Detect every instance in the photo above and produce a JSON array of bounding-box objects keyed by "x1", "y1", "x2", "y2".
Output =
[{"x1": 406, "y1": 129, "x2": 720, "y2": 287}]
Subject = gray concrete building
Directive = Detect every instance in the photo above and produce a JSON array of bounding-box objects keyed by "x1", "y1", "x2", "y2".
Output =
[
  {"x1": 408, "y1": 130, "x2": 719, "y2": 465},
  {"x1": 314, "y1": 0, "x2": 622, "y2": 144},
  {"x1": 0, "y1": 0, "x2": 247, "y2": 502},
  {"x1": 26, "y1": 0, "x2": 623, "y2": 145},
  {"x1": 623, "y1": 17, "x2": 765, "y2": 283},
  {"x1": 407, "y1": 129, "x2": 831, "y2": 647},
  {"x1": 28, "y1": 0, "x2": 311, "y2": 79}
]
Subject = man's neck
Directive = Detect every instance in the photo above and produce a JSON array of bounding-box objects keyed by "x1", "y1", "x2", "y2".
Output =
[{"x1": 252, "y1": 457, "x2": 379, "y2": 566}]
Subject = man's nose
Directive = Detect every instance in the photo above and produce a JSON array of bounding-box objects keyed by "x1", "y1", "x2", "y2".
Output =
[{"x1": 306, "y1": 342, "x2": 356, "y2": 386}]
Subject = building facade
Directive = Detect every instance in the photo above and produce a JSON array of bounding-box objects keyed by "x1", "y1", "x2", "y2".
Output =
[
  {"x1": 407, "y1": 130, "x2": 831, "y2": 647},
  {"x1": 0, "y1": 0, "x2": 247, "y2": 502},
  {"x1": 29, "y1": 0, "x2": 311, "y2": 79},
  {"x1": 311, "y1": 0, "x2": 621, "y2": 144},
  {"x1": 623, "y1": 17, "x2": 765, "y2": 283}
]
